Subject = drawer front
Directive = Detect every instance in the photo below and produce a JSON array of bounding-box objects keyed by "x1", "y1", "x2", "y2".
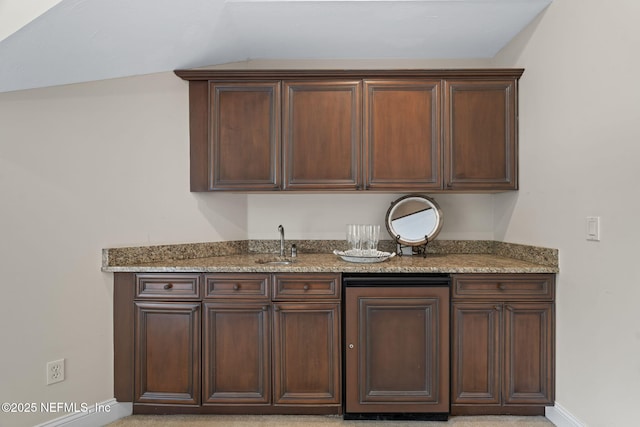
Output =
[
  {"x1": 452, "y1": 274, "x2": 555, "y2": 300},
  {"x1": 135, "y1": 274, "x2": 202, "y2": 300},
  {"x1": 205, "y1": 274, "x2": 270, "y2": 299},
  {"x1": 273, "y1": 273, "x2": 341, "y2": 300}
]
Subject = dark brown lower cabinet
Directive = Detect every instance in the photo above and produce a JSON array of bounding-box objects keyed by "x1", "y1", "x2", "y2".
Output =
[
  {"x1": 201, "y1": 301, "x2": 341, "y2": 407},
  {"x1": 344, "y1": 286, "x2": 449, "y2": 414},
  {"x1": 273, "y1": 302, "x2": 341, "y2": 405},
  {"x1": 504, "y1": 303, "x2": 554, "y2": 405},
  {"x1": 450, "y1": 274, "x2": 555, "y2": 415},
  {"x1": 116, "y1": 271, "x2": 555, "y2": 417},
  {"x1": 134, "y1": 302, "x2": 201, "y2": 405},
  {"x1": 117, "y1": 272, "x2": 341, "y2": 414},
  {"x1": 202, "y1": 302, "x2": 271, "y2": 405},
  {"x1": 451, "y1": 303, "x2": 501, "y2": 406}
]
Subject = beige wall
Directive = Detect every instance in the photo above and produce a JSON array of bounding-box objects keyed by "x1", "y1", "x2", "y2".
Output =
[
  {"x1": 493, "y1": 1, "x2": 640, "y2": 426},
  {"x1": 0, "y1": 73, "x2": 248, "y2": 426},
  {"x1": 247, "y1": 193, "x2": 495, "y2": 241}
]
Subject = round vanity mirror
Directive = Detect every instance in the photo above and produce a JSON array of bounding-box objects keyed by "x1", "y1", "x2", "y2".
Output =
[{"x1": 385, "y1": 194, "x2": 443, "y2": 247}]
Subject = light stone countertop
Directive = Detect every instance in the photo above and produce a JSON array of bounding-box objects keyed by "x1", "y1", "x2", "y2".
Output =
[{"x1": 102, "y1": 251, "x2": 558, "y2": 274}]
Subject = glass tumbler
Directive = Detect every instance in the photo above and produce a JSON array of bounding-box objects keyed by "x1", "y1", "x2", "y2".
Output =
[
  {"x1": 357, "y1": 224, "x2": 367, "y2": 254},
  {"x1": 346, "y1": 224, "x2": 359, "y2": 254},
  {"x1": 364, "y1": 225, "x2": 380, "y2": 255}
]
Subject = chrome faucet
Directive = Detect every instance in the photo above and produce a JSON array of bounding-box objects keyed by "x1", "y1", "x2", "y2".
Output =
[{"x1": 278, "y1": 225, "x2": 285, "y2": 257}]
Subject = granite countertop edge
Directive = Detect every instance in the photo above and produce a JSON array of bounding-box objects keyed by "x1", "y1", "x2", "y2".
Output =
[{"x1": 102, "y1": 240, "x2": 559, "y2": 274}]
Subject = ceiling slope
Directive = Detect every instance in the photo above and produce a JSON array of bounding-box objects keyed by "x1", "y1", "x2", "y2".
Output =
[
  {"x1": 0, "y1": 0, "x2": 63, "y2": 42},
  {"x1": 0, "y1": 0, "x2": 551, "y2": 93}
]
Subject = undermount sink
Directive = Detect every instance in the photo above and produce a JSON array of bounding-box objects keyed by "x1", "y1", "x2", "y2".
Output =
[{"x1": 255, "y1": 257, "x2": 295, "y2": 265}]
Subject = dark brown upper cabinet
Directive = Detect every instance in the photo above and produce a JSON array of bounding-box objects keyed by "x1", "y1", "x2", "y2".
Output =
[
  {"x1": 283, "y1": 80, "x2": 362, "y2": 190},
  {"x1": 189, "y1": 81, "x2": 281, "y2": 191},
  {"x1": 364, "y1": 79, "x2": 441, "y2": 191},
  {"x1": 175, "y1": 69, "x2": 523, "y2": 192},
  {"x1": 444, "y1": 79, "x2": 518, "y2": 191}
]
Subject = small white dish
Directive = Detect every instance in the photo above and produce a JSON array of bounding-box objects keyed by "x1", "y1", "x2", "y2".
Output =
[{"x1": 333, "y1": 250, "x2": 396, "y2": 264}]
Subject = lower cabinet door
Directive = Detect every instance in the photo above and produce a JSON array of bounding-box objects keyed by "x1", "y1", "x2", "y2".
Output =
[
  {"x1": 451, "y1": 302, "x2": 501, "y2": 405},
  {"x1": 503, "y1": 303, "x2": 554, "y2": 405},
  {"x1": 134, "y1": 302, "x2": 201, "y2": 405},
  {"x1": 272, "y1": 302, "x2": 341, "y2": 405},
  {"x1": 202, "y1": 302, "x2": 271, "y2": 405},
  {"x1": 344, "y1": 287, "x2": 449, "y2": 413},
  {"x1": 451, "y1": 302, "x2": 554, "y2": 407}
]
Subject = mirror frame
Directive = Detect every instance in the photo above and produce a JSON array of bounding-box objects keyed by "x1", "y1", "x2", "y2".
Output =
[{"x1": 385, "y1": 194, "x2": 443, "y2": 246}]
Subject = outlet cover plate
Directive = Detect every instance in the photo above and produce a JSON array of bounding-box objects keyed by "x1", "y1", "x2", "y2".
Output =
[{"x1": 47, "y1": 359, "x2": 65, "y2": 385}]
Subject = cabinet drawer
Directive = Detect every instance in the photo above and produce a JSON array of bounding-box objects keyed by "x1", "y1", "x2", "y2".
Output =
[
  {"x1": 273, "y1": 273, "x2": 341, "y2": 300},
  {"x1": 452, "y1": 274, "x2": 555, "y2": 300},
  {"x1": 135, "y1": 274, "x2": 201, "y2": 300},
  {"x1": 205, "y1": 274, "x2": 270, "y2": 299}
]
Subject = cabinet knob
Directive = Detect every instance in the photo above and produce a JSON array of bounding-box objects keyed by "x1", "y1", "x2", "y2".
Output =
[
  {"x1": 262, "y1": 306, "x2": 268, "y2": 311},
  {"x1": 498, "y1": 283, "x2": 506, "y2": 290},
  {"x1": 348, "y1": 343, "x2": 354, "y2": 349},
  {"x1": 164, "y1": 283, "x2": 173, "y2": 290},
  {"x1": 303, "y1": 284, "x2": 309, "y2": 291},
  {"x1": 495, "y1": 305, "x2": 502, "y2": 311},
  {"x1": 233, "y1": 284, "x2": 239, "y2": 290}
]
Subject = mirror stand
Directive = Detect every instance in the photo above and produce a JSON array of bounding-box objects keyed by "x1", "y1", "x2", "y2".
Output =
[{"x1": 394, "y1": 235, "x2": 429, "y2": 258}]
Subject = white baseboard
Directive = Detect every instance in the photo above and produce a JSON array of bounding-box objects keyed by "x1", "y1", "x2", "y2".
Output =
[
  {"x1": 32, "y1": 399, "x2": 583, "y2": 427},
  {"x1": 546, "y1": 403, "x2": 586, "y2": 427},
  {"x1": 33, "y1": 399, "x2": 132, "y2": 427}
]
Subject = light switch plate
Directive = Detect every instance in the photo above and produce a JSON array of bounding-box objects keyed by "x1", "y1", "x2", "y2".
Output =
[{"x1": 586, "y1": 216, "x2": 600, "y2": 241}]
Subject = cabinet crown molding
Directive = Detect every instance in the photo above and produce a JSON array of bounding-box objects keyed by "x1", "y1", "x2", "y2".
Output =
[{"x1": 175, "y1": 68, "x2": 524, "y2": 81}]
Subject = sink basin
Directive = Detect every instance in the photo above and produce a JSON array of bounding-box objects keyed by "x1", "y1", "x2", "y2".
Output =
[{"x1": 255, "y1": 258, "x2": 295, "y2": 265}]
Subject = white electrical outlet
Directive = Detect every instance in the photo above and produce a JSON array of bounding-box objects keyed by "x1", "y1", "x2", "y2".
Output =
[{"x1": 47, "y1": 359, "x2": 65, "y2": 385}]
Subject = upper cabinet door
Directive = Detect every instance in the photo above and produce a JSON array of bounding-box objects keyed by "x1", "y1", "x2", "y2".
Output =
[
  {"x1": 283, "y1": 81, "x2": 362, "y2": 190},
  {"x1": 444, "y1": 80, "x2": 518, "y2": 191},
  {"x1": 208, "y1": 81, "x2": 281, "y2": 191},
  {"x1": 363, "y1": 80, "x2": 442, "y2": 191}
]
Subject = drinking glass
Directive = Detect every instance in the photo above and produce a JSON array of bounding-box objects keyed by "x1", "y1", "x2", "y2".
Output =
[
  {"x1": 346, "y1": 224, "x2": 359, "y2": 254},
  {"x1": 357, "y1": 224, "x2": 367, "y2": 254},
  {"x1": 364, "y1": 225, "x2": 380, "y2": 255},
  {"x1": 371, "y1": 224, "x2": 380, "y2": 254}
]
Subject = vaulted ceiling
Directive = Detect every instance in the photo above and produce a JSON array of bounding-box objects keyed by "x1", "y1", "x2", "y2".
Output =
[{"x1": 0, "y1": 0, "x2": 552, "y2": 93}]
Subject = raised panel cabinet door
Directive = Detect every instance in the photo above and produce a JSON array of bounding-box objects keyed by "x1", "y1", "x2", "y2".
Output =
[
  {"x1": 283, "y1": 81, "x2": 362, "y2": 190},
  {"x1": 503, "y1": 302, "x2": 554, "y2": 405},
  {"x1": 209, "y1": 81, "x2": 281, "y2": 190},
  {"x1": 272, "y1": 302, "x2": 341, "y2": 405},
  {"x1": 345, "y1": 287, "x2": 449, "y2": 413},
  {"x1": 363, "y1": 80, "x2": 442, "y2": 190},
  {"x1": 451, "y1": 303, "x2": 501, "y2": 405},
  {"x1": 444, "y1": 79, "x2": 517, "y2": 190},
  {"x1": 134, "y1": 302, "x2": 201, "y2": 405},
  {"x1": 202, "y1": 302, "x2": 271, "y2": 405}
]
